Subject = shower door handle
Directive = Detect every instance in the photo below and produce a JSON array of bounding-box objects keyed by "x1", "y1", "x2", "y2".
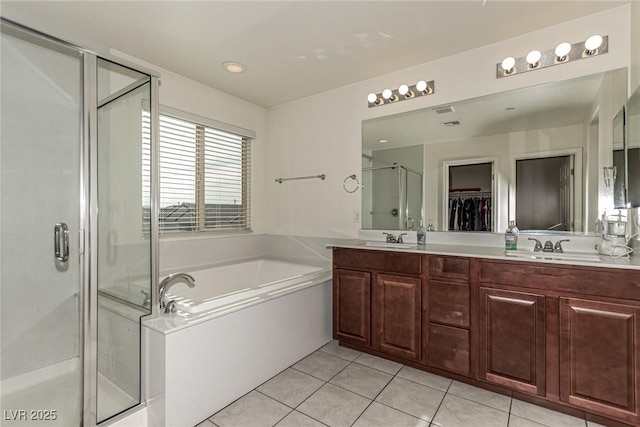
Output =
[{"x1": 54, "y1": 222, "x2": 70, "y2": 262}]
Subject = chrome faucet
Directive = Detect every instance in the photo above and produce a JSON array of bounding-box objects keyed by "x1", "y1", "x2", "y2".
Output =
[
  {"x1": 383, "y1": 232, "x2": 397, "y2": 243},
  {"x1": 528, "y1": 238, "x2": 543, "y2": 252},
  {"x1": 528, "y1": 237, "x2": 570, "y2": 253},
  {"x1": 554, "y1": 239, "x2": 570, "y2": 253},
  {"x1": 397, "y1": 233, "x2": 407, "y2": 244},
  {"x1": 159, "y1": 272, "x2": 195, "y2": 313}
]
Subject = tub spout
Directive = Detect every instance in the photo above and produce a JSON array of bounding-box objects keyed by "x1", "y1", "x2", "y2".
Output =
[{"x1": 159, "y1": 272, "x2": 195, "y2": 313}]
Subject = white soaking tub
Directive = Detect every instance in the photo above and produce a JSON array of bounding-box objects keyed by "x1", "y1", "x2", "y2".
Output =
[
  {"x1": 143, "y1": 256, "x2": 333, "y2": 427},
  {"x1": 164, "y1": 258, "x2": 328, "y2": 314}
]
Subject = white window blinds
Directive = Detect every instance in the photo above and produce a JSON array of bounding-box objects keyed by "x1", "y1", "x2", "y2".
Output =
[{"x1": 142, "y1": 109, "x2": 252, "y2": 234}]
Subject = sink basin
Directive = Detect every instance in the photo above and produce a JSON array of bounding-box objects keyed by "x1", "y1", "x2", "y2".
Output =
[
  {"x1": 504, "y1": 250, "x2": 602, "y2": 263},
  {"x1": 363, "y1": 241, "x2": 417, "y2": 249}
]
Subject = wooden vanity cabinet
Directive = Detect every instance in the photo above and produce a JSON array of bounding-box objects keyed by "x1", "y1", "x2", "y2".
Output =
[
  {"x1": 374, "y1": 273, "x2": 421, "y2": 361},
  {"x1": 332, "y1": 248, "x2": 640, "y2": 426},
  {"x1": 333, "y1": 268, "x2": 371, "y2": 347},
  {"x1": 559, "y1": 297, "x2": 640, "y2": 424},
  {"x1": 478, "y1": 287, "x2": 546, "y2": 395},
  {"x1": 426, "y1": 256, "x2": 471, "y2": 375},
  {"x1": 332, "y1": 248, "x2": 422, "y2": 361}
]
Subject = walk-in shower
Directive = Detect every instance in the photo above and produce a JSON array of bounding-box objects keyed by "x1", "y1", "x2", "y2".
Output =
[
  {"x1": 1, "y1": 20, "x2": 158, "y2": 426},
  {"x1": 361, "y1": 165, "x2": 423, "y2": 230}
]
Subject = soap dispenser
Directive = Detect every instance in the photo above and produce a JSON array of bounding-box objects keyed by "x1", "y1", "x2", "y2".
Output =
[
  {"x1": 417, "y1": 220, "x2": 426, "y2": 245},
  {"x1": 426, "y1": 219, "x2": 435, "y2": 232}
]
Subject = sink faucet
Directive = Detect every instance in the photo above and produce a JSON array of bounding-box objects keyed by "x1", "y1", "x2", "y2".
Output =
[
  {"x1": 159, "y1": 272, "x2": 195, "y2": 313},
  {"x1": 554, "y1": 239, "x2": 570, "y2": 253},
  {"x1": 397, "y1": 233, "x2": 408, "y2": 244},
  {"x1": 528, "y1": 238, "x2": 543, "y2": 252},
  {"x1": 383, "y1": 232, "x2": 397, "y2": 243}
]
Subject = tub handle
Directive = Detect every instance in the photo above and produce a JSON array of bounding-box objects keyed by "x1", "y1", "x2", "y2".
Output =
[{"x1": 164, "y1": 300, "x2": 177, "y2": 314}]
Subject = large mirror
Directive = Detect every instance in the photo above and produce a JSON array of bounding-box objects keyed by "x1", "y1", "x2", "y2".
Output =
[
  {"x1": 362, "y1": 68, "x2": 628, "y2": 233},
  {"x1": 626, "y1": 86, "x2": 640, "y2": 207}
]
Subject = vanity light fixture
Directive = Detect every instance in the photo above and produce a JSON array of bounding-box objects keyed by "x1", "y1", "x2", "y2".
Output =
[
  {"x1": 584, "y1": 34, "x2": 603, "y2": 56},
  {"x1": 496, "y1": 35, "x2": 608, "y2": 79},
  {"x1": 526, "y1": 50, "x2": 541, "y2": 69},
  {"x1": 554, "y1": 42, "x2": 572, "y2": 62},
  {"x1": 368, "y1": 92, "x2": 382, "y2": 106},
  {"x1": 382, "y1": 88, "x2": 398, "y2": 102},
  {"x1": 501, "y1": 57, "x2": 516, "y2": 74},
  {"x1": 367, "y1": 80, "x2": 435, "y2": 107},
  {"x1": 398, "y1": 84, "x2": 414, "y2": 99}
]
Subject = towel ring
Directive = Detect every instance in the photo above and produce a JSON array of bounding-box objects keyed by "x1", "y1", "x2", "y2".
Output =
[{"x1": 343, "y1": 174, "x2": 359, "y2": 193}]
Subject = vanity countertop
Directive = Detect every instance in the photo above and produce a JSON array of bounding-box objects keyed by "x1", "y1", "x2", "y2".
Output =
[{"x1": 328, "y1": 240, "x2": 640, "y2": 271}]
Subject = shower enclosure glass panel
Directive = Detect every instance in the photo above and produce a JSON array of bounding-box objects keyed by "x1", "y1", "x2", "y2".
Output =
[
  {"x1": 1, "y1": 24, "x2": 83, "y2": 426},
  {"x1": 96, "y1": 59, "x2": 152, "y2": 423},
  {"x1": 362, "y1": 166, "x2": 423, "y2": 230}
]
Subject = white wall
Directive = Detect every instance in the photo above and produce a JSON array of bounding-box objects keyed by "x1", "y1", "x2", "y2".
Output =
[{"x1": 266, "y1": 5, "x2": 632, "y2": 238}]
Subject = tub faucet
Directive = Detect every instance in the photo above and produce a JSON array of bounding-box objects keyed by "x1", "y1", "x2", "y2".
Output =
[{"x1": 159, "y1": 272, "x2": 195, "y2": 313}]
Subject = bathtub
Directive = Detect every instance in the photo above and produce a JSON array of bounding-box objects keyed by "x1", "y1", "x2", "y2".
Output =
[
  {"x1": 163, "y1": 258, "x2": 329, "y2": 314},
  {"x1": 144, "y1": 254, "x2": 333, "y2": 427}
]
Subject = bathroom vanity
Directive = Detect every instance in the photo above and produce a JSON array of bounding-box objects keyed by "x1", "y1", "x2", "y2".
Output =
[{"x1": 332, "y1": 245, "x2": 640, "y2": 426}]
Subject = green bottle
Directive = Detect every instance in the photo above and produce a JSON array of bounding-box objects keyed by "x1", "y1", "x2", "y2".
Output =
[{"x1": 505, "y1": 221, "x2": 519, "y2": 250}]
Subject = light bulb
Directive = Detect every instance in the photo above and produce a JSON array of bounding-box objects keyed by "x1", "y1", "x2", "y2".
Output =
[
  {"x1": 367, "y1": 93, "x2": 378, "y2": 103},
  {"x1": 398, "y1": 84, "x2": 409, "y2": 96},
  {"x1": 526, "y1": 50, "x2": 541, "y2": 67},
  {"x1": 416, "y1": 80, "x2": 427, "y2": 93},
  {"x1": 585, "y1": 34, "x2": 603, "y2": 54},
  {"x1": 555, "y1": 42, "x2": 572, "y2": 60},
  {"x1": 222, "y1": 61, "x2": 247, "y2": 73},
  {"x1": 382, "y1": 88, "x2": 393, "y2": 100},
  {"x1": 501, "y1": 57, "x2": 516, "y2": 73}
]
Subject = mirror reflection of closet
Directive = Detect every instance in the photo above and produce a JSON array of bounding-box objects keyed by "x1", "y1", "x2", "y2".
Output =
[
  {"x1": 516, "y1": 156, "x2": 574, "y2": 231},
  {"x1": 446, "y1": 162, "x2": 494, "y2": 232}
]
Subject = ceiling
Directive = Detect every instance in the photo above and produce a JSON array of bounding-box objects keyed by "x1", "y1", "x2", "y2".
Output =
[{"x1": 1, "y1": 1, "x2": 629, "y2": 108}]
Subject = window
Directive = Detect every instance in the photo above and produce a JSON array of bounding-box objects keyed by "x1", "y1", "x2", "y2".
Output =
[{"x1": 142, "y1": 108, "x2": 252, "y2": 234}]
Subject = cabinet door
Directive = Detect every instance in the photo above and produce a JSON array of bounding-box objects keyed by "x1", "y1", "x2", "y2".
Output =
[
  {"x1": 374, "y1": 273, "x2": 421, "y2": 361},
  {"x1": 560, "y1": 298, "x2": 640, "y2": 423},
  {"x1": 334, "y1": 269, "x2": 371, "y2": 347},
  {"x1": 479, "y1": 287, "x2": 546, "y2": 395}
]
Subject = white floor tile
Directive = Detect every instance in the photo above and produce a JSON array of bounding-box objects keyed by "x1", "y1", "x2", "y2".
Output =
[
  {"x1": 375, "y1": 377, "x2": 444, "y2": 422},
  {"x1": 292, "y1": 350, "x2": 350, "y2": 381},
  {"x1": 354, "y1": 352, "x2": 402, "y2": 375},
  {"x1": 257, "y1": 368, "x2": 324, "y2": 408},
  {"x1": 329, "y1": 362, "x2": 393, "y2": 399},
  {"x1": 297, "y1": 383, "x2": 371, "y2": 427},
  {"x1": 211, "y1": 391, "x2": 290, "y2": 427}
]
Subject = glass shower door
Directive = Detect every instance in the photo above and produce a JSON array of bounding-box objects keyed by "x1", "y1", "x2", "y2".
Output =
[
  {"x1": 95, "y1": 58, "x2": 152, "y2": 423},
  {"x1": 1, "y1": 23, "x2": 83, "y2": 426}
]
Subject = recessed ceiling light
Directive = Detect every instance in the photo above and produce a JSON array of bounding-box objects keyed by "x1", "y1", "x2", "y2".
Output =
[
  {"x1": 377, "y1": 139, "x2": 388, "y2": 144},
  {"x1": 222, "y1": 61, "x2": 247, "y2": 74}
]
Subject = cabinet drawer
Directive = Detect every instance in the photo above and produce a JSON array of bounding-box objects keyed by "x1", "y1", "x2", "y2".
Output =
[
  {"x1": 479, "y1": 260, "x2": 640, "y2": 300},
  {"x1": 334, "y1": 248, "x2": 421, "y2": 276},
  {"x1": 428, "y1": 280, "x2": 469, "y2": 327},
  {"x1": 429, "y1": 256, "x2": 469, "y2": 281},
  {"x1": 427, "y1": 323, "x2": 470, "y2": 375}
]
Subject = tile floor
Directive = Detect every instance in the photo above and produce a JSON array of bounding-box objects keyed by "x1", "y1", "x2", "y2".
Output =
[{"x1": 196, "y1": 341, "x2": 607, "y2": 427}]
